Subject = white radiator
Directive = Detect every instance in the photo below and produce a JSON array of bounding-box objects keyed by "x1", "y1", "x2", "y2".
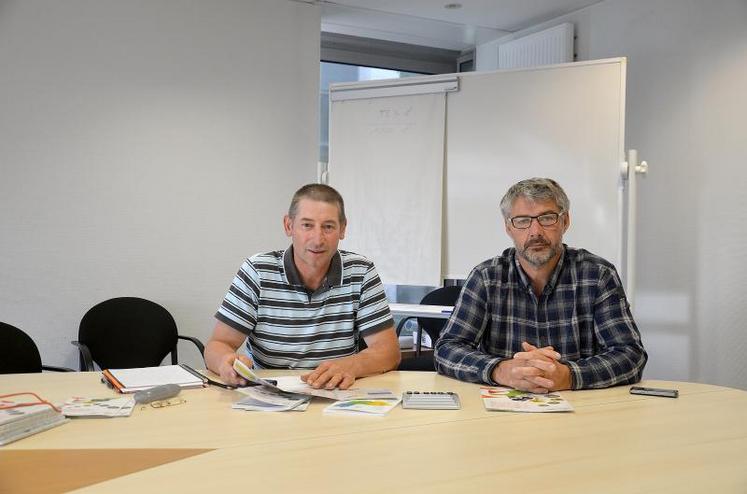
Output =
[{"x1": 498, "y1": 23, "x2": 574, "y2": 70}]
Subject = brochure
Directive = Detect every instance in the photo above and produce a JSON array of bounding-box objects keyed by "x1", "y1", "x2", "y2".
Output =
[
  {"x1": 233, "y1": 386, "x2": 310, "y2": 412},
  {"x1": 480, "y1": 387, "x2": 574, "y2": 413},
  {"x1": 232, "y1": 359, "x2": 283, "y2": 390},
  {"x1": 62, "y1": 397, "x2": 135, "y2": 418},
  {"x1": 323, "y1": 396, "x2": 401, "y2": 416}
]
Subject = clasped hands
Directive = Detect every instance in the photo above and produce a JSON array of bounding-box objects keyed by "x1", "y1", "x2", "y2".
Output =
[
  {"x1": 217, "y1": 353, "x2": 358, "y2": 390},
  {"x1": 492, "y1": 342, "x2": 571, "y2": 393}
]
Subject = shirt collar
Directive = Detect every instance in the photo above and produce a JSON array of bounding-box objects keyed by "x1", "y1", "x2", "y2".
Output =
[
  {"x1": 544, "y1": 245, "x2": 567, "y2": 293},
  {"x1": 511, "y1": 244, "x2": 567, "y2": 295},
  {"x1": 282, "y1": 245, "x2": 343, "y2": 293}
]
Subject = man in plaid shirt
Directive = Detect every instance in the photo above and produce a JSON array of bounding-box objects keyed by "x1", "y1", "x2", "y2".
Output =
[{"x1": 434, "y1": 178, "x2": 647, "y2": 391}]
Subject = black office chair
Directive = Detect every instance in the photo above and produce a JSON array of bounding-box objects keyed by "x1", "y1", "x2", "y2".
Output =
[
  {"x1": 396, "y1": 285, "x2": 462, "y2": 371},
  {"x1": 71, "y1": 297, "x2": 205, "y2": 371},
  {"x1": 0, "y1": 322, "x2": 74, "y2": 374}
]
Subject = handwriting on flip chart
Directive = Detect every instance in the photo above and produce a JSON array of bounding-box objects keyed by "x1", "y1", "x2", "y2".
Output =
[{"x1": 367, "y1": 104, "x2": 416, "y2": 135}]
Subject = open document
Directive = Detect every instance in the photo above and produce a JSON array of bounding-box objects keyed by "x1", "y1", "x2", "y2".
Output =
[
  {"x1": 232, "y1": 360, "x2": 393, "y2": 401},
  {"x1": 231, "y1": 360, "x2": 398, "y2": 413},
  {"x1": 270, "y1": 376, "x2": 397, "y2": 402}
]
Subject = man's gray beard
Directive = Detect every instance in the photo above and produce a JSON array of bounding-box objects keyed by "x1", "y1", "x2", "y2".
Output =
[{"x1": 519, "y1": 244, "x2": 558, "y2": 267}]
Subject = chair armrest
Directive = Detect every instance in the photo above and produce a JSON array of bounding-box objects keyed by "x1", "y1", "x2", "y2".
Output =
[
  {"x1": 178, "y1": 335, "x2": 205, "y2": 357},
  {"x1": 397, "y1": 354, "x2": 436, "y2": 372},
  {"x1": 42, "y1": 364, "x2": 75, "y2": 372},
  {"x1": 71, "y1": 340, "x2": 95, "y2": 371},
  {"x1": 395, "y1": 316, "x2": 416, "y2": 337}
]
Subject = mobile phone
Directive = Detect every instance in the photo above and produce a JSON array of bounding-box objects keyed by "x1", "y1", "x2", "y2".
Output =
[{"x1": 629, "y1": 386, "x2": 678, "y2": 398}]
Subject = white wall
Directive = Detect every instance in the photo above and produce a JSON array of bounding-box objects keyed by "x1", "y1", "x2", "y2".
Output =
[
  {"x1": 476, "y1": 0, "x2": 747, "y2": 389},
  {"x1": 0, "y1": 0, "x2": 321, "y2": 369}
]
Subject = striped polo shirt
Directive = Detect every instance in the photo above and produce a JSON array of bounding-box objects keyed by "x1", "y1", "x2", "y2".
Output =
[{"x1": 215, "y1": 246, "x2": 394, "y2": 369}]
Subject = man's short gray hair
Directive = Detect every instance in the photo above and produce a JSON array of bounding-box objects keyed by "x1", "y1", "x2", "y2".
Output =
[
  {"x1": 499, "y1": 178, "x2": 570, "y2": 219},
  {"x1": 288, "y1": 183, "x2": 347, "y2": 225}
]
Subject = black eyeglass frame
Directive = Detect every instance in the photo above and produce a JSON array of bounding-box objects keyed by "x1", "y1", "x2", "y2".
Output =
[{"x1": 508, "y1": 211, "x2": 564, "y2": 229}]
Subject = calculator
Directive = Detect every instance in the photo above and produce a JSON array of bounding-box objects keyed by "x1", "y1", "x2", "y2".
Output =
[{"x1": 402, "y1": 391, "x2": 461, "y2": 410}]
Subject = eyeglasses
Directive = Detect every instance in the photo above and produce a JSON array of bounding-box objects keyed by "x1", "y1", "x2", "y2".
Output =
[
  {"x1": 509, "y1": 212, "x2": 562, "y2": 229},
  {"x1": 142, "y1": 397, "x2": 186, "y2": 410}
]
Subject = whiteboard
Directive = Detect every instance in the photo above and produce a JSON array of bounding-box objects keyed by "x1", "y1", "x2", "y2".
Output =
[
  {"x1": 328, "y1": 59, "x2": 628, "y2": 286},
  {"x1": 445, "y1": 59, "x2": 626, "y2": 278}
]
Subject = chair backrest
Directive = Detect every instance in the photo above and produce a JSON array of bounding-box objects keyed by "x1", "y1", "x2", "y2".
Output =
[
  {"x1": 417, "y1": 285, "x2": 463, "y2": 344},
  {"x1": 78, "y1": 297, "x2": 178, "y2": 370},
  {"x1": 0, "y1": 322, "x2": 43, "y2": 374}
]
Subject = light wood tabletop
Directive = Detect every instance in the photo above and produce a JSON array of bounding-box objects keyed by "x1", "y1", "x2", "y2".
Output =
[{"x1": 1, "y1": 371, "x2": 746, "y2": 493}]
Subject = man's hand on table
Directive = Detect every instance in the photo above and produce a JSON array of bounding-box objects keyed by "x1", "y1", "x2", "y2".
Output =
[{"x1": 301, "y1": 358, "x2": 358, "y2": 390}]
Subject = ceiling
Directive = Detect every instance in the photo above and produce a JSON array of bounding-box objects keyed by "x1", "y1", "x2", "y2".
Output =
[{"x1": 320, "y1": 0, "x2": 602, "y2": 51}]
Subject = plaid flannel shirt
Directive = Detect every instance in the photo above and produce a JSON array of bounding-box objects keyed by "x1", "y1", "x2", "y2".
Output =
[{"x1": 434, "y1": 246, "x2": 647, "y2": 389}]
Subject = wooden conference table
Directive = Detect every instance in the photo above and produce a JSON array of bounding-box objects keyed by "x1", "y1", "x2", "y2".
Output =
[{"x1": 1, "y1": 371, "x2": 746, "y2": 493}]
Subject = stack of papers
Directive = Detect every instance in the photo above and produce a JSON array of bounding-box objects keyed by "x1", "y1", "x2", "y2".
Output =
[
  {"x1": 233, "y1": 387, "x2": 310, "y2": 412},
  {"x1": 231, "y1": 360, "x2": 398, "y2": 414},
  {"x1": 62, "y1": 397, "x2": 135, "y2": 418},
  {"x1": 232, "y1": 360, "x2": 360, "y2": 401},
  {"x1": 1, "y1": 401, "x2": 67, "y2": 446},
  {"x1": 480, "y1": 387, "x2": 574, "y2": 413},
  {"x1": 102, "y1": 364, "x2": 207, "y2": 393}
]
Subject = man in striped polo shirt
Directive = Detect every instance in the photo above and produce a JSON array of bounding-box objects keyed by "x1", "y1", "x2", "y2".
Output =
[{"x1": 205, "y1": 184, "x2": 400, "y2": 390}]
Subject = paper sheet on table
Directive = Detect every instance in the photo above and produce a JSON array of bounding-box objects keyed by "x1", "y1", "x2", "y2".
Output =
[
  {"x1": 233, "y1": 387, "x2": 310, "y2": 412},
  {"x1": 272, "y1": 376, "x2": 397, "y2": 401},
  {"x1": 62, "y1": 397, "x2": 135, "y2": 417}
]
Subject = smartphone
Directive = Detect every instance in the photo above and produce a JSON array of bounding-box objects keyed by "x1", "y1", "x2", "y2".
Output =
[{"x1": 630, "y1": 386, "x2": 678, "y2": 398}]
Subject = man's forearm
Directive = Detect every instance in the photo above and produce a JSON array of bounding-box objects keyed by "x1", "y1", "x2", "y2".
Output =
[
  {"x1": 204, "y1": 340, "x2": 235, "y2": 375},
  {"x1": 434, "y1": 340, "x2": 502, "y2": 384},
  {"x1": 345, "y1": 327, "x2": 401, "y2": 378},
  {"x1": 349, "y1": 344, "x2": 401, "y2": 378},
  {"x1": 567, "y1": 349, "x2": 646, "y2": 389}
]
